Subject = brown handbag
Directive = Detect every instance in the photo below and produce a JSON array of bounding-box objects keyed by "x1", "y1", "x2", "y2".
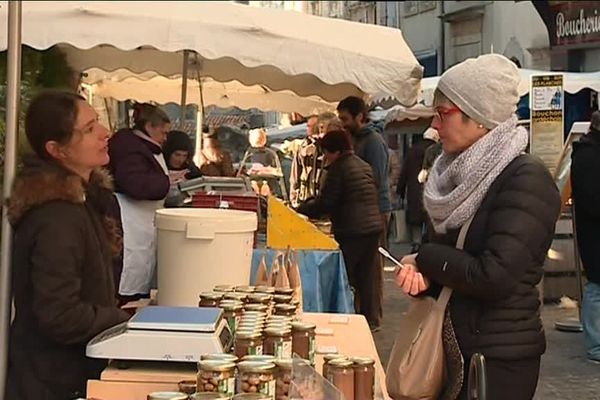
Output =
[{"x1": 385, "y1": 218, "x2": 472, "y2": 400}]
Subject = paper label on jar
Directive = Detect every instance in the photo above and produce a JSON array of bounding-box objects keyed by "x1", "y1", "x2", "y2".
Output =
[
  {"x1": 219, "y1": 377, "x2": 235, "y2": 396},
  {"x1": 280, "y1": 339, "x2": 292, "y2": 359},
  {"x1": 249, "y1": 344, "x2": 263, "y2": 355},
  {"x1": 259, "y1": 380, "x2": 276, "y2": 400},
  {"x1": 309, "y1": 336, "x2": 316, "y2": 365}
]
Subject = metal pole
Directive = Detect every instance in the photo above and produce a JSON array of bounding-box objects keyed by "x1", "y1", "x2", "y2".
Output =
[
  {"x1": 0, "y1": 1, "x2": 23, "y2": 396},
  {"x1": 571, "y1": 203, "x2": 585, "y2": 322},
  {"x1": 180, "y1": 50, "x2": 190, "y2": 129}
]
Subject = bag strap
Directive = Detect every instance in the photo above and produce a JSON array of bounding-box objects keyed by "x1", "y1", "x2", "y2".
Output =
[{"x1": 435, "y1": 215, "x2": 475, "y2": 307}]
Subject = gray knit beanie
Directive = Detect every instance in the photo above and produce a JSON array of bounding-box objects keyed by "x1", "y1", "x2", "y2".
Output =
[{"x1": 437, "y1": 54, "x2": 520, "y2": 129}]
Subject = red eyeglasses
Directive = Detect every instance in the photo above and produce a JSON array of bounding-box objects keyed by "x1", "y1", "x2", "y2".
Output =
[{"x1": 433, "y1": 106, "x2": 462, "y2": 122}]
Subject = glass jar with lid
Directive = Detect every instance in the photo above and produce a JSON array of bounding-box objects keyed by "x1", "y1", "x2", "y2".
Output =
[
  {"x1": 262, "y1": 327, "x2": 292, "y2": 359},
  {"x1": 236, "y1": 361, "x2": 276, "y2": 399},
  {"x1": 353, "y1": 357, "x2": 375, "y2": 400},
  {"x1": 188, "y1": 393, "x2": 231, "y2": 400},
  {"x1": 234, "y1": 331, "x2": 264, "y2": 358},
  {"x1": 147, "y1": 392, "x2": 189, "y2": 400},
  {"x1": 231, "y1": 394, "x2": 270, "y2": 400},
  {"x1": 274, "y1": 359, "x2": 293, "y2": 399},
  {"x1": 325, "y1": 358, "x2": 355, "y2": 400},
  {"x1": 291, "y1": 322, "x2": 316, "y2": 366},
  {"x1": 220, "y1": 300, "x2": 243, "y2": 336},
  {"x1": 322, "y1": 354, "x2": 349, "y2": 378},
  {"x1": 199, "y1": 292, "x2": 223, "y2": 308},
  {"x1": 197, "y1": 360, "x2": 236, "y2": 396}
]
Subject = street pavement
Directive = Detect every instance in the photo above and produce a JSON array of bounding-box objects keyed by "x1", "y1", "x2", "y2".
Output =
[{"x1": 373, "y1": 243, "x2": 600, "y2": 399}]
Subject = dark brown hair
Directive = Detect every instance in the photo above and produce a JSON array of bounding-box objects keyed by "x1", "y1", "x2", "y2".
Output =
[
  {"x1": 25, "y1": 90, "x2": 86, "y2": 160},
  {"x1": 132, "y1": 103, "x2": 170, "y2": 132},
  {"x1": 320, "y1": 129, "x2": 353, "y2": 153},
  {"x1": 337, "y1": 96, "x2": 367, "y2": 122}
]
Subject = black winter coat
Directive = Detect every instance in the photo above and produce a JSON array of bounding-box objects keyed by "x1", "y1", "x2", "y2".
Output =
[
  {"x1": 397, "y1": 138, "x2": 436, "y2": 225},
  {"x1": 6, "y1": 158, "x2": 130, "y2": 400},
  {"x1": 297, "y1": 152, "x2": 383, "y2": 239},
  {"x1": 571, "y1": 129, "x2": 600, "y2": 285},
  {"x1": 416, "y1": 155, "x2": 560, "y2": 360}
]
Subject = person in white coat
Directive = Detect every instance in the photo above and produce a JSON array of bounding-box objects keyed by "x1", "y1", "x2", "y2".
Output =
[{"x1": 108, "y1": 103, "x2": 171, "y2": 302}]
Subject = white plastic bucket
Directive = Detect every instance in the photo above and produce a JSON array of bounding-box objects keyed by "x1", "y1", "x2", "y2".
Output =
[{"x1": 155, "y1": 208, "x2": 257, "y2": 306}]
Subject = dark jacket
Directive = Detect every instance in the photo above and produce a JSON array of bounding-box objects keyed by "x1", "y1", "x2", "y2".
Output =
[
  {"x1": 108, "y1": 128, "x2": 170, "y2": 200},
  {"x1": 571, "y1": 128, "x2": 600, "y2": 285},
  {"x1": 6, "y1": 158, "x2": 130, "y2": 400},
  {"x1": 162, "y1": 130, "x2": 201, "y2": 179},
  {"x1": 397, "y1": 138, "x2": 436, "y2": 225},
  {"x1": 297, "y1": 152, "x2": 383, "y2": 239},
  {"x1": 199, "y1": 151, "x2": 235, "y2": 177},
  {"x1": 416, "y1": 155, "x2": 560, "y2": 360},
  {"x1": 353, "y1": 125, "x2": 392, "y2": 214}
]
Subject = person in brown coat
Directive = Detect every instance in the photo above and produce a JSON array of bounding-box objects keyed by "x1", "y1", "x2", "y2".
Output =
[{"x1": 6, "y1": 91, "x2": 130, "y2": 400}]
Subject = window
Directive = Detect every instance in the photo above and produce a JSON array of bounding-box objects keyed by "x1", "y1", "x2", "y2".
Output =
[
  {"x1": 419, "y1": 1, "x2": 437, "y2": 12},
  {"x1": 404, "y1": 1, "x2": 418, "y2": 16}
]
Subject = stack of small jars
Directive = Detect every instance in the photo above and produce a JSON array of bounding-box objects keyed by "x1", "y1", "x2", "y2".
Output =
[{"x1": 322, "y1": 355, "x2": 376, "y2": 400}]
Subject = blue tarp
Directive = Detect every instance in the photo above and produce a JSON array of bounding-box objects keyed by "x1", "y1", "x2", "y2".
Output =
[{"x1": 250, "y1": 249, "x2": 354, "y2": 314}]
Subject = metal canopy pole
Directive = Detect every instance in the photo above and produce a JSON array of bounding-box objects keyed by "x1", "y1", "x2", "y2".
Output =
[
  {"x1": 180, "y1": 50, "x2": 190, "y2": 129},
  {"x1": 0, "y1": 1, "x2": 23, "y2": 396}
]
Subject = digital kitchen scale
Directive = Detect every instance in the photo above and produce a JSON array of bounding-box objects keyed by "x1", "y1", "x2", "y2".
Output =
[{"x1": 86, "y1": 306, "x2": 232, "y2": 362}]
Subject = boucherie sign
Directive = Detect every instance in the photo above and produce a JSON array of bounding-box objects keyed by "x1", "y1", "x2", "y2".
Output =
[{"x1": 551, "y1": 1, "x2": 600, "y2": 46}]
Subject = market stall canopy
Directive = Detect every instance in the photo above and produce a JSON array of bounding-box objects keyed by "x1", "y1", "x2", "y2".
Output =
[
  {"x1": 384, "y1": 104, "x2": 434, "y2": 125},
  {"x1": 0, "y1": 1, "x2": 423, "y2": 105},
  {"x1": 85, "y1": 69, "x2": 336, "y2": 115}
]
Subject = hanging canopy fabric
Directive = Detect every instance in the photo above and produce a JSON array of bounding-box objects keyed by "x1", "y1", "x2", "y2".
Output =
[
  {"x1": 384, "y1": 104, "x2": 435, "y2": 125},
  {"x1": 0, "y1": 1, "x2": 423, "y2": 105},
  {"x1": 86, "y1": 70, "x2": 336, "y2": 115}
]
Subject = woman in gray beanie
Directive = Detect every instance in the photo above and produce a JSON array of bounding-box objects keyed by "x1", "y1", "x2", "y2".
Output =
[{"x1": 395, "y1": 54, "x2": 561, "y2": 399}]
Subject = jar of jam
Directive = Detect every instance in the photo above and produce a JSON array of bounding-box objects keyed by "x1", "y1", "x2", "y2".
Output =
[
  {"x1": 322, "y1": 354, "x2": 349, "y2": 378},
  {"x1": 221, "y1": 301, "x2": 243, "y2": 336},
  {"x1": 272, "y1": 294, "x2": 292, "y2": 305},
  {"x1": 234, "y1": 331, "x2": 264, "y2": 358},
  {"x1": 235, "y1": 285, "x2": 256, "y2": 293},
  {"x1": 274, "y1": 359, "x2": 292, "y2": 400},
  {"x1": 263, "y1": 327, "x2": 292, "y2": 359},
  {"x1": 189, "y1": 393, "x2": 231, "y2": 400},
  {"x1": 214, "y1": 285, "x2": 236, "y2": 293},
  {"x1": 353, "y1": 357, "x2": 375, "y2": 400},
  {"x1": 199, "y1": 292, "x2": 223, "y2": 308},
  {"x1": 197, "y1": 360, "x2": 236, "y2": 396},
  {"x1": 326, "y1": 359, "x2": 354, "y2": 400},
  {"x1": 178, "y1": 379, "x2": 197, "y2": 395},
  {"x1": 201, "y1": 354, "x2": 239, "y2": 363},
  {"x1": 241, "y1": 355, "x2": 276, "y2": 363},
  {"x1": 147, "y1": 392, "x2": 189, "y2": 400},
  {"x1": 236, "y1": 361, "x2": 276, "y2": 399},
  {"x1": 291, "y1": 322, "x2": 316, "y2": 365},
  {"x1": 273, "y1": 304, "x2": 296, "y2": 318}
]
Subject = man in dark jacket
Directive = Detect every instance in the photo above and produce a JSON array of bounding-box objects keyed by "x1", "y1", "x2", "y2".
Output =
[
  {"x1": 397, "y1": 128, "x2": 439, "y2": 252},
  {"x1": 297, "y1": 130, "x2": 383, "y2": 328},
  {"x1": 571, "y1": 110, "x2": 600, "y2": 363}
]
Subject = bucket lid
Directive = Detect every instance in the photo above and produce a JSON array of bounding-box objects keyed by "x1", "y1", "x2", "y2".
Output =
[{"x1": 156, "y1": 208, "x2": 257, "y2": 234}]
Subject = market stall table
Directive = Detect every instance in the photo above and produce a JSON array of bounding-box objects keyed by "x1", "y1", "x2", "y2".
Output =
[{"x1": 86, "y1": 313, "x2": 390, "y2": 399}]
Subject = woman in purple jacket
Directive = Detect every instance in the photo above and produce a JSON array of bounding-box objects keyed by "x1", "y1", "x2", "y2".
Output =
[{"x1": 108, "y1": 103, "x2": 171, "y2": 301}]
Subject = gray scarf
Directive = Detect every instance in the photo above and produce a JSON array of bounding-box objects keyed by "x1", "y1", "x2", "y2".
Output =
[{"x1": 423, "y1": 115, "x2": 528, "y2": 234}]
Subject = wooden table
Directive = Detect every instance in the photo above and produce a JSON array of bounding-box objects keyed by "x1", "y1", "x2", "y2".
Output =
[{"x1": 87, "y1": 312, "x2": 390, "y2": 399}]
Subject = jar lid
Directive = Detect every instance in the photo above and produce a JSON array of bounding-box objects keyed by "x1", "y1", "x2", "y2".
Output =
[
  {"x1": 323, "y1": 354, "x2": 348, "y2": 363},
  {"x1": 199, "y1": 292, "x2": 223, "y2": 300},
  {"x1": 189, "y1": 392, "x2": 231, "y2": 400},
  {"x1": 274, "y1": 287, "x2": 294, "y2": 295},
  {"x1": 235, "y1": 330, "x2": 263, "y2": 340},
  {"x1": 273, "y1": 294, "x2": 292, "y2": 303},
  {"x1": 200, "y1": 353, "x2": 239, "y2": 363},
  {"x1": 291, "y1": 322, "x2": 316, "y2": 331},
  {"x1": 232, "y1": 393, "x2": 272, "y2": 400},
  {"x1": 242, "y1": 354, "x2": 276, "y2": 363},
  {"x1": 242, "y1": 311, "x2": 267, "y2": 318},
  {"x1": 224, "y1": 292, "x2": 248, "y2": 301},
  {"x1": 197, "y1": 360, "x2": 237, "y2": 372},
  {"x1": 255, "y1": 285, "x2": 276, "y2": 293},
  {"x1": 147, "y1": 392, "x2": 189, "y2": 400},
  {"x1": 274, "y1": 358, "x2": 293, "y2": 370},
  {"x1": 237, "y1": 361, "x2": 277, "y2": 373},
  {"x1": 220, "y1": 301, "x2": 243, "y2": 311},
  {"x1": 264, "y1": 323, "x2": 291, "y2": 331},
  {"x1": 214, "y1": 284, "x2": 235, "y2": 292},
  {"x1": 352, "y1": 357, "x2": 375, "y2": 366},
  {"x1": 264, "y1": 327, "x2": 291, "y2": 336},
  {"x1": 244, "y1": 304, "x2": 268, "y2": 312},
  {"x1": 247, "y1": 293, "x2": 272, "y2": 303},
  {"x1": 235, "y1": 285, "x2": 256, "y2": 293},
  {"x1": 274, "y1": 304, "x2": 296, "y2": 311},
  {"x1": 327, "y1": 358, "x2": 354, "y2": 368}
]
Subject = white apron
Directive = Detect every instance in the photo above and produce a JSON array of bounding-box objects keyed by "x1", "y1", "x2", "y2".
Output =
[{"x1": 116, "y1": 150, "x2": 169, "y2": 296}]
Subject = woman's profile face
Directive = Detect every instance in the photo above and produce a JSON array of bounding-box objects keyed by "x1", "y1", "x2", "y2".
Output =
[
  {"x1": 146, "y1": 121, "x2": 170, "y2": 146},
  {"x1": 431, "y1": 97, "x2": 487, "y2": 155},
  {"x1": 169, "y1": 150, "x2": 189, "y2": 169}
]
